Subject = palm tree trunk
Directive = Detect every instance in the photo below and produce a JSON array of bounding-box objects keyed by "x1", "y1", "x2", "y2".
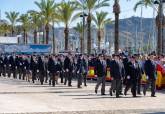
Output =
[
  {"x1": 25, "y1": 32, "x2": 28, "y2": 44},
  {"x1": 34, "y1": 29, "x2": 37, "y2": 44},
  {"x1": 114, "y1": 13, "x2": 119, "y2": 53},
  {"x1": 42, "y1": 28, "x2": 45, "y2": 44},
  {"x1": 52, "y1": 22, "x2": 55, "y2": 54},
  {"x1": 87, "y1": 13, "x2": 91, "y2": 54},
  {"x1": 12, "y1": 26, "x2": 14, "y2": 37},
  {"x1": 98, "y1": 30, "x2": 101, "y2": 52},
  {"x1": 113, "y1": 0, "x2": 120, "y2": 54},
  {"x1": 156, "y1": 3, "x2": 163, "y2": 55},
  {"x1": 45, "y1": 23, "x2": 49, "y2": 44},
  {"x1": 64, "y1": 25, "x2": 69, "y2": 50}
]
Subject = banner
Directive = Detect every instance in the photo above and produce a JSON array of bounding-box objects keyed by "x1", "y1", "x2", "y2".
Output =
[{"x1": 0, "y1": 44, "x2": 52, "y2": 54}]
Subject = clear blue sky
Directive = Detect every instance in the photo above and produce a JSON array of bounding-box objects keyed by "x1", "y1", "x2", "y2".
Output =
[{"x1": 0, "y1": 0, "x2": 155, "y2": 21}]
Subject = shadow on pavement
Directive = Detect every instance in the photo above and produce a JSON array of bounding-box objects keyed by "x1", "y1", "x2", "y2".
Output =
[
  {"x1": 157, "y1": 90, "x2": 165, "y2": 94},
  {"x1": 0, "y1": 91, "x2": 63, "y2": 94},
  {"x1": 73, "y1": 95, "x2": 145, "y2": 99},
  {"x1": 59, "y1": 94, "x2": 96, "y2": 97},
  {"x1": 19, "y1": 85, "x2": 52, "y2": 88},
  {"x1": 143, "y1": 112, "x2": 165, "y2": 114}
]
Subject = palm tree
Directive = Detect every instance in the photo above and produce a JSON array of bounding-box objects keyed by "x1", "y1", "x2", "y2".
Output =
[
  {"x1": 134, "y1": 0, "x2": 163, "y2": 55},
  {"x1": 93, "y1": 11, "x2": 111, "y2": 52},
  {"x1": 35, "y1": 0, "x2": 56, "y2": 44},
  {"x1": 56, "y1": 1, "x2": 77, "y2": 50},
  {"x1": 5, "y1": 11, "x2": 19, "y2": 36},
  {"x1": 74, "y1": 22, "x2": 84, "y2": 53},
  {"x1": 0, "y1": 23, "x2": 10, "y2": 36},
  {"x1": 19, "y1": 14, "x2": 30, "y2": 44},
  {"x1": 28, "y1": 10, "x2": 41, "y2": 44},
  {"x1": 134, "y1": 0, "x2": 153, "y2": 10},
  {"x1": 75, "y1": 0, "x2": 110, "y2": 54}
]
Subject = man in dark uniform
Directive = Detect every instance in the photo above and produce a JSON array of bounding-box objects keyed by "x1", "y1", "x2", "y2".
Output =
[
  {"x1": 8, "y1": 55, "x2": 15, "y2": 78},
  {"x1": 48, "y1": 55, "x2": 56, "y2": 86},
  {"x1": 124, "y1": 56, "x2": 140, "y2": 97},
  {"x1": 109, "y1": 54, "x2": 124, "y2": 98},
  {"x1": 0, "y1": 55, "x2": 4, "y2": 77},
  {"x1": 135, "y1": 54, "x2": 144, "y2": 95},
  {"x1": 3, "y1": 55, "x2": 8, "y2": 77},
  {"x1": 58, "y1": 56, "x2": 64, "y2": 83},
  {"x1": 144, "y1": 54, "x2": 157, "y2": 97},
  {"x1": 37, "y1": 56, "x2": 45, "y2": 85},
  {"x1": 76, "y1": 55, "x2": 84, "y2": 88},
  {"x1": 30, "y1": 55, "x2": 37, "y2": 83},
  {"x1": 18, "y1": 55, "x2": 23, "y2": 80},
  {"x1": 95, "y1": 54, "x2": 106, "y2": 95},
  {"x1": 15, "y1": 55, "x2": 19, "y2": 79},
  {"x1": 82, "y1": 55, "x2": 88, "y2": 86},
  {"x1": 22, "y1": 55, "x2": 30, "y2": 81},
  {"x1": 64, "y1": 55, "x2": 72, "y2": 86},
  {"x1": 43, "y1": 56, "x2": 49, "y2": 83}
]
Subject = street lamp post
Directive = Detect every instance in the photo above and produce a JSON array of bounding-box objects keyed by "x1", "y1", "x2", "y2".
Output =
[{"x1": 80, "y1": 13, "x2": 87, "y2": 54}]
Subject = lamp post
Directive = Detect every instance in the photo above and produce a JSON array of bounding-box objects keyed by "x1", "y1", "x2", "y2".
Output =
[{"x1": 80, "y1": 12, "x2": 87, "y2": 54}]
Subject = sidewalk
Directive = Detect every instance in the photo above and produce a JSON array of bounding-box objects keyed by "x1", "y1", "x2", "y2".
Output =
[{"x1": 0, "y1": 77, "x2": 165, "y2": 114}]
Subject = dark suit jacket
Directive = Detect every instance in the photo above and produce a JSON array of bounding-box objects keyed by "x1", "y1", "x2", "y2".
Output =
[
  {"x1": 95, "y1": 59, "x2": 106, "y2": 77},
  {"x1": 144, "y1": 59, "x2": 156, "y2": 80},
  {"x1": 64, "y1": 57, "x2": 72, "y2": 71},
  {"x1": 127, "y1": 61, "x2": 140, "y2": 81},
  {"x1": 109, "y1": 60, "x2": 124, "y2": 79},
  {"x1": 48, "y1": 58, "x2": 55, "y2": 73}
]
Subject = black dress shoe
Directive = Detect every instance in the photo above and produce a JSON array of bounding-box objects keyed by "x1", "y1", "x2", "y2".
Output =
[
  {"x1": 143, "y1": 92, "x2": 146, "y2": 96},
  {"x1": 133, "y1": 95, "x2": 137, "y2": 97},
  {"x1": 120, "y1": 93, "x2": 123, "y2": 95},
  {"x1": 101, "y1": 93, "x2": 106, "y2": 96},
  {"x1": 95, "y1": 90, "x2": 97, "y2": 94},
  {"x1": 110, "y1": 91, "x2": 113, "y2": 96},
  {"x1": 116, "y1": 95, "x2": 120, "y2": 98},
  {"x1": 151, "y1": 95, "x2": 156, "y2": 97}
]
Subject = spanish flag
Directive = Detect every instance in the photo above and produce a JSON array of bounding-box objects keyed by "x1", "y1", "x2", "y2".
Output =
[{"x1": 156, "y1": 63, "x2": 165, "y2": 90}]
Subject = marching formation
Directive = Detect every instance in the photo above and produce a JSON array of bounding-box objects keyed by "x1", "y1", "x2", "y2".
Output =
[{"x1": 0, "y1": 53, "x2": 161, "y2": 98}]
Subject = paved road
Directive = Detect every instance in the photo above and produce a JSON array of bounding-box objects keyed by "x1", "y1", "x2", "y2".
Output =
[{"x1": 0, "y1": 77, "x2": 165, "y2": 114}]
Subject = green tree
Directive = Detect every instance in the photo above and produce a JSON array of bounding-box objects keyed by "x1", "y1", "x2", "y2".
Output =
[
  {"x1": 74, "y1": 22, "x2": 83, "y2": 53},
  {"x1": 56, "y1": 1, "x2": 77, "y2": 50},
  {"x1": 18, "y1": 14, "x2": 30, "y2": 44},
  {"x1": 5, "y1": 11, "x2": 19, "y2": 36},
  {"x1": 35, "y1": 0, "x2": 56, "y2": 44},
  {"x1": 93, "y1": 11, "x2": 111, "y2": 52},
  {"x1": 75, "y1": 0, "x2": 109, "y2": 54}
]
